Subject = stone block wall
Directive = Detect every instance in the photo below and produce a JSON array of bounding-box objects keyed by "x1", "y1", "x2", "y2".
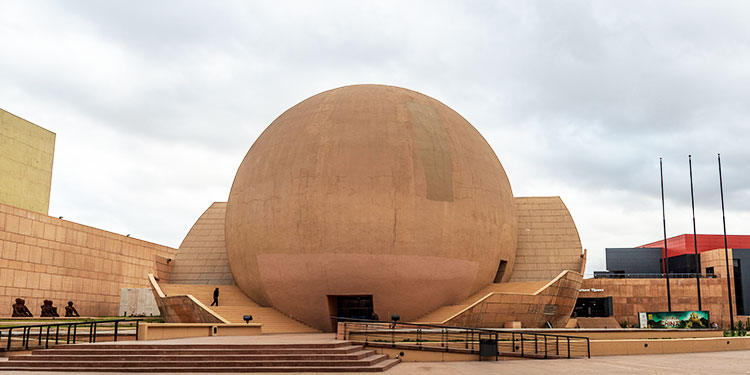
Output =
[
  {"x1": 510, "y1": 197, "x2": 584, "y2": 282},
  {"x1": 169, "y1": 202, "x2": 233, "y2": 285},
  {"x1": 0, "y1": 203, "x2": 176, "y2": 316},
  {"x1": 156, "y1": 295, "x2": 226, "y2": 323},
  {"x1": 580, "y1": 276, "x2": 733, "y2": 328},
  {"x1": 447, "y1": 270, "x2": 582, "y2": 328},
  {"x1": 154, "y1": 254, "x2": 173, "y2": 283}
]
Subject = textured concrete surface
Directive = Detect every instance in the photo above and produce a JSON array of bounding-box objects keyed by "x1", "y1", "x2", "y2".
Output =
[
  {"x1": 170, "y1": 202, "x2": 234, "y2": 285},
  {"x1": 416, "y1": 270, "x2": 581, "y2": 329},
  {"x1": 0, "y1": 108, "x2": 55, "y2": 215},
  {"x1": 0, "y1": 203, "x2": 176, "y2": 317},
  {"x1": 225, "y1": 84, "x2": 519, "y2": 331},
  {"x1": 511, "y1": 196, "x2": 584, "y2": 282}
]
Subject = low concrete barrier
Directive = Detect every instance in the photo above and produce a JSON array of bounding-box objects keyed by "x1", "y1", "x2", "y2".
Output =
[
  {"x1": 510, "y1": 328, "x2": 722, "y2": 340},
  {"x1": 590, "y1": 336, "x2": 750, "y2": 356},
  {"x1": 137, "y1": 323, "x2": 262, "y2": 340}
]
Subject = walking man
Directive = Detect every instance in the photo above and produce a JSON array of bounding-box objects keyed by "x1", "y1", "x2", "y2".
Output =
[{"x1": 211, "y1": 287, "x2": 219, "y2": 306}]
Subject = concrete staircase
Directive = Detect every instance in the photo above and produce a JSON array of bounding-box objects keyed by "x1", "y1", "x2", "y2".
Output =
[
  {"x1": 158, "y1": 284, "x2": 319, "y2": 333},
  {"x1": 0, "y1": 342, "x2": 400, "y2": 372},
  {"x1": 414, "y1": 280, "x2": 549, "y2": 324}
]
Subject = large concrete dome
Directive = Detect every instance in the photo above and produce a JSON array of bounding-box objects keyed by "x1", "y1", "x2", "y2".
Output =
[{"x1": 225, "y1": 84, "x2": 518, "y2": 331}]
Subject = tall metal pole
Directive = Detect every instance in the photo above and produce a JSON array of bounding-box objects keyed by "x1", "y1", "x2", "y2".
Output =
[
  {"x1": 718, "y1": 154, "x2": 734, "y2": 330},
  {"x1": 689, "y1": 155, "x2": 702, "y2": 311},
  {"x1": 660, "y1": 158, "x2": 672, "y2": 311}
]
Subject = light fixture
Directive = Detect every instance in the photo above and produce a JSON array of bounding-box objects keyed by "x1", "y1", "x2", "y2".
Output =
[{"x1": 243, "y1": 315, "x2": 253, "y2": 324}]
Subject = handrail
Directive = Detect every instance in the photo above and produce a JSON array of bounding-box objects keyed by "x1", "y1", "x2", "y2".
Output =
[
  {"x1": 433, "y1": 270, "x2": 579, "y2": 325},
  {"x1": 148, "y1": 273, "x2": 167, "y2": 298},
  {"x1": 148, "y1": 273, "x2": 229, "y2": 324},
  {"x1": 593, "y1": 272, "x2": 717, "y2": 279},
  {"x1": 334, "y1": 316, "x2": 589, "y2": 340},
  {"x1": 335, "y1": 317, "x2": 590, "y2": 359},
  {"x1": 0, "y1": 318, "x2": 143, "y2": 351}
]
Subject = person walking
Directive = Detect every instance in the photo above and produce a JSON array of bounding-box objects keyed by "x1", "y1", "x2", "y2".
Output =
[{"x1": 211, "y1": 287, "x2": 219, "y2": 306}]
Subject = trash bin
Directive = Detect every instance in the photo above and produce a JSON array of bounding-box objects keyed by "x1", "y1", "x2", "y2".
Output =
[{"x1": 479, "y1": 338, "x2": 498, "y2": 357}]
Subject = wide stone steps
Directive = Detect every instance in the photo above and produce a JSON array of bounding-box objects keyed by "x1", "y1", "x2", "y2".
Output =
[
  {"x1": 17, "y1": 350, "x2": 376, "y2": 361},
  {"x1": 33, "y1": 347, "x2": 364, "y2": 355},
  {"x1": 0, "y1": 342, "x2": 400, "y2": 372},
  {"x1": 158, "y1": 284, "x2": 261, "y2": 306},
  {"x1": 158, "y1": 283, "x2": 319, "y2": 333},
  {"x1": 210, "y1": 307, "x2": 318, "y2": 333}
]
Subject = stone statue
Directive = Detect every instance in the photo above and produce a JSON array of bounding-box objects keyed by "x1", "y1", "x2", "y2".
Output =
[
  {"x1": 40, "y1": 299, "x2": 59, "y2": 317},
  {"x1": 64, "y1": 301, "x2": 80, "y2": 317},
  {"x1": 11, "y1": 298, "x2": 33, "y2": 317}
]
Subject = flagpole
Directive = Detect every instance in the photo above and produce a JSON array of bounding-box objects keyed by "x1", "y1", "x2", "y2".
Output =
[
  {"x1": 718, "y1": 153, "x2": 734, "y2": 330},
  {"x1": 660, "y1": 158, "x2": 672, "y2": 311},
  {"x1": 689, "y1": 155, "x2": 702, "y2": 311}
]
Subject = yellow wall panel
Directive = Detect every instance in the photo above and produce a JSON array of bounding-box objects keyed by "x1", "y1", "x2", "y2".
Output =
[{"x1": 0, "y1": 108, "x2": 55, "y2": 214}]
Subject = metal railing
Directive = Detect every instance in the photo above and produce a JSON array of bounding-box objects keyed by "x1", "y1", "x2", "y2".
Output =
[
  {"x1": 593, "y1": 272, "x2": 717, "y2": 279},
  {"x1": 335, "y1": 317, "x2": 590, "y2": 359},
  {"x1": 0, "y1": 318, "x2": 142, "y2": 351}
]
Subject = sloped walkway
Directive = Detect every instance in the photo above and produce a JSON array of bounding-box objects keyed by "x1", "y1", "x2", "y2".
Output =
[
  {"x1": 414, "y1": 280, "x2": 547, "y2": 324},
  {"x1": 158, "y1": 284, "x2": 319, "y2": 333}
]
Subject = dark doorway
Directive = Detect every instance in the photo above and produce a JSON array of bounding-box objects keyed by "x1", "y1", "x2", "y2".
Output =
[
  {"x1": 573, "y1": 297, "x2": 613, "y2": 317},
  {"x1": 734, "y1": 259, "x2": 745, "y2": 315},
  {"x1": 493, "y1": 260, "x2": 508, "y2": 283},
  {"x1": 328, "y1": 295, "x2": 374, "y2": 331}
]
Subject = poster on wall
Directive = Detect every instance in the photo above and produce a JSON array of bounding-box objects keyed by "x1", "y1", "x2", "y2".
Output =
[
  {"x1": 638, "y1": 312, "x2": 648, "y2": 328},
  {"x1": 643, "y1": 311, "x2": 710, "y2": 329}
]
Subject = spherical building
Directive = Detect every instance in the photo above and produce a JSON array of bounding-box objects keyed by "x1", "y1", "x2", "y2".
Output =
[{"x1": 224, "y1": 85, "x2": 518, "y2": 331}]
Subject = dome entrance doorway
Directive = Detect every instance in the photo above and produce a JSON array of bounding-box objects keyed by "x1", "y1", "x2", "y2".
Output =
[{"x1": 328, "y1": 295, "x2": 374, "y2": 330}]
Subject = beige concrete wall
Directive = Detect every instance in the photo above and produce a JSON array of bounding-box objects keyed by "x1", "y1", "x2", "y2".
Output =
[
  {"x1": 0, "y1": 109, "x2": 55, "y2": 215},
  {"x1": 154, "y1": 254, "x2": 172, "y2": 283},
  {"x1": 153, "y1": 295, "x2": 227, "y2": 324},
  {"x1": 119, "y1": 288, "x2": 160, "y2": 316},
  {"x1": 447, "y1": 270, "x2": 582, "y2": 328},
  {"x1": 580, "y1": 275, "x2": 734, "y2": 328},
  {"x1": 510, "y1": 197, "x2": 583, "y2": 282},
  {"x1": 590, "y1": 336, "x2": 750, "y2": 356},
  {"x1": 169, "y1": 202, "x2": 233, "y2": 285},
  {"x1": 0, "y1": 202, "x2": 176, "y2": 316},
  {"x1": 137, "y1": 323, "x2": 262, "y2": 340}
]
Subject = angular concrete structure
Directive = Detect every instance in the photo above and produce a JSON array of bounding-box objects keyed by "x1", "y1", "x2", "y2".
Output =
[{"x1": 158, "y1": 85, "x2": 584, "y2": 332}]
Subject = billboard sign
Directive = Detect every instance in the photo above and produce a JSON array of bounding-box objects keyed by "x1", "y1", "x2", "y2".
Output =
[{"x1": 642, "y1": 311, "x2": 710, "y2": 329}]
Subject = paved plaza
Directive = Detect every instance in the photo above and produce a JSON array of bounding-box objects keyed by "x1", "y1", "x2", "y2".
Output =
[{"x1": 2, "y1": 334, "x2": 750, "y2": 375}]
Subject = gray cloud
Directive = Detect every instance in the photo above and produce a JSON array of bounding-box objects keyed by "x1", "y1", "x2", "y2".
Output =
[{"x1": 1, "y1": 0, "x2": 750, "y2": 275}]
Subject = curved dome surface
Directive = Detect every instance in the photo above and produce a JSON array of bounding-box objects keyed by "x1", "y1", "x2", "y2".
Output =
[{"x1": 225, "y1": 84, "x2": 517, "y2": 331}]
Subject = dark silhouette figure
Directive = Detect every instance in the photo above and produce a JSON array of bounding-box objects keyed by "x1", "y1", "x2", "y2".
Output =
[
  {"x1": 12, "y1": 298, "x2": 33, "y2": 317},
  {"x1": 40, "y1": 300, "x2": 59, "y2": 317},
  {"x1": 211, "y1": 288, "x2": 219, "y2": 306},
  {"x1": 65, "y1": 301, "x2": 80, "y2": 317}
]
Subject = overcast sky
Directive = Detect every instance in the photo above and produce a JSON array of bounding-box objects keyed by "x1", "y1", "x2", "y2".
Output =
[{"x1": 2, "y1": 1, "x2": 750, "y2": 276}]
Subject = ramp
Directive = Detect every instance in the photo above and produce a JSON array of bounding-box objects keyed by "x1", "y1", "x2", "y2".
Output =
[
  {"x1": 158, "y1": 283, "x2": 319, "y2": 333},
  {"x1": 414, "y1": 280, "x2": 548, "y2": 324}
]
